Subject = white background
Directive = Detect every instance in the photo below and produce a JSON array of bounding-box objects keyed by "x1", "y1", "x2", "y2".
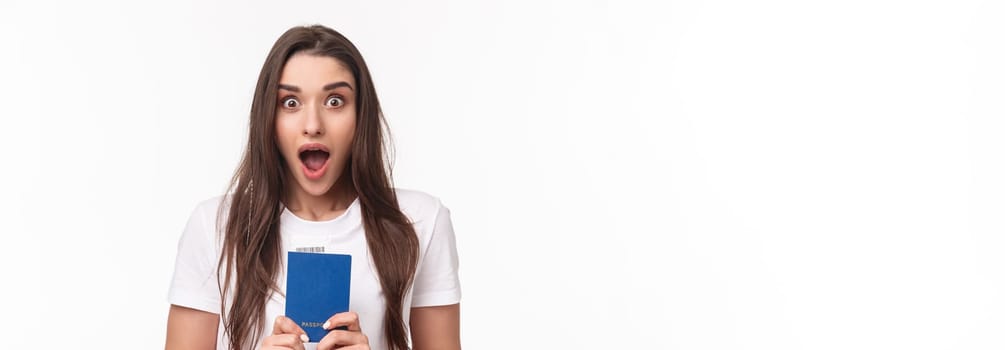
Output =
[{"x1": 1, "y1": 0, "x2": 1002, "y2": 348}]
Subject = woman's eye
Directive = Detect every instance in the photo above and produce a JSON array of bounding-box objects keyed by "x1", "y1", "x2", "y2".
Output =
[
  {"x1": 281, "y1": 97, "x2": 300, "y2": 108},
  {"x1": 325, "y1": 96, "x2": 344, "y2": 108}
]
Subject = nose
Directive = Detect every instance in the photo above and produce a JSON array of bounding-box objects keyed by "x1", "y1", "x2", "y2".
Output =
[{"x1": 303, "y1": 105, "x2": 324, "y2": 136}]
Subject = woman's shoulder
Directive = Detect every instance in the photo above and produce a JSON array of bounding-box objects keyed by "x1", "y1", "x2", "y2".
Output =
[
  {"x1": 393, "y1": 188, "x2": 455, "y2": 252},
  {"x1": 394, "y1": 188, "x2": 447, "y2": 222},
  {"x1": 184, "y1": 194, "x2": 235, "y2": 230},
  {"x1": 192, "y1": 194, "x2": 231, "y2": 216},
  {"x1": 175, "y1": 195, "x2": 233, "y2": 253}
]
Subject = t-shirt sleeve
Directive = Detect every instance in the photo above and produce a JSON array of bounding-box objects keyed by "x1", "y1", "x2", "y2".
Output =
[
  {"x1": 167, "y1": 202, "x2": 222, "y2": 314},
  {"x1": 411, "y1": 202, "x2": 462, "y2": 307}
]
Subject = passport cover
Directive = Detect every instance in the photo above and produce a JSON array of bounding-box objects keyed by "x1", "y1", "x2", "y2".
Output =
[{"x1": 285, "y1": 251, "x2": 352, "y2": 342}]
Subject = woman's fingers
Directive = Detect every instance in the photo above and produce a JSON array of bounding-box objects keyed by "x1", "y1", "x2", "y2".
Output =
[
  {"x1": 261, "y1": 333, "x2": 307, "y2": 350},
  {"x1": 272, "y1": 315, "x2": 309, "y2": 341},
  {"x1": 315, "y1": 312, "x2": 368, "y2": 350},
  {"x1": 317, "y1": 330, "x2": 369, "y2": 350},
  {"x1": 321, "y1": 311, "x2": 361, "y2": 332},
  {"x1": 261, "y1": 316, "x2": 307, "y2": 350}
]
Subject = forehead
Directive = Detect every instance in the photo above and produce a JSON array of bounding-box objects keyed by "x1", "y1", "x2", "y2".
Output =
[{"x1": 279, "y1": 53, "x2": 355, "y2": 89}]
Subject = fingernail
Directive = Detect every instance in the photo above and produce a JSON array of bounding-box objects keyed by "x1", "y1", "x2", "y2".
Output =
[
  {"x1": 300, "y1": 334, "x2": 309, "y2": 342},
  {"x1": 322, "y1": 321, "x2": 331, "y2": 330}
]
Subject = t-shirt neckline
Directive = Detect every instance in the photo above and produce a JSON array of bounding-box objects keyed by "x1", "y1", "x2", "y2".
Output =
[{"x1": 280, "y1": 197, "x2": 361, "y2": 235}]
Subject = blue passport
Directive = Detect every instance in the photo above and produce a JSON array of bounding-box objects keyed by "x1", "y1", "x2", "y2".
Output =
[{"x1": 285, "y1": 251, "x2": 352, "y2": 342}]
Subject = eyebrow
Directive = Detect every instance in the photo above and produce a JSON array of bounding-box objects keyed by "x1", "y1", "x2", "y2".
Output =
[
  {"x1": 324, "y1": 82, "x2": 353, "y2": 91},
  {"x1": 277, "y1": 82, "x2": 354, "y2": 93}
]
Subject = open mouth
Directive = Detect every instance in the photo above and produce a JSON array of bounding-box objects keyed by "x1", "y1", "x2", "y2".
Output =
[{"x1": 297, "y1": 144, "x2": 330, "y2": 178}]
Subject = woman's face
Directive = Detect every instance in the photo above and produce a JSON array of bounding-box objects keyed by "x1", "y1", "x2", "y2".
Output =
[{"x1": 275, "y1": 53, "x2": 357, "y2": 198}]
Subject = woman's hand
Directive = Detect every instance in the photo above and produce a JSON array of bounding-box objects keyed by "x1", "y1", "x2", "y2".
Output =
[
  {"x1": 261, "y1": 316, "x2": 310, "y2": 350},
  {"x1": 317, "y1": 311, "x2": 370, "y2": 350}
]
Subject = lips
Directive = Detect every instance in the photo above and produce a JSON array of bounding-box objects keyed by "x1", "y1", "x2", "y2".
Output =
[{"x1": 297, "y1": 143, "x2": 330, "y2": 180}]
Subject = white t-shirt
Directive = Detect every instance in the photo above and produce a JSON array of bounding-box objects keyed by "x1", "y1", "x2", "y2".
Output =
[{"x1": 168, "y1": 189, "x2": 461, "y2": 350}]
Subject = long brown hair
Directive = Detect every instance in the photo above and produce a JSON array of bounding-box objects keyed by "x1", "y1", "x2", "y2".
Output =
[{"x1": 217, "y1": 25, "x2": 419, "y2": 350}]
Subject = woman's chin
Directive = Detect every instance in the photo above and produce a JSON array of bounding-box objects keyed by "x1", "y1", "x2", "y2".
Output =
[{"x1": 294, "y1": 178, "x2": 337, "y2": 197}]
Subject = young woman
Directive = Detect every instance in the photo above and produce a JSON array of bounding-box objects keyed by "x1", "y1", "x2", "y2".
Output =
[{"x1": 165, "y1": 25, "x2": 461, "y2": 350}]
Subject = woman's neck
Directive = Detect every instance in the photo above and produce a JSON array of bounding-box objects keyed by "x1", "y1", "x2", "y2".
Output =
[{"x1": 283, "y1": 179, "x2": 357, "y2": 221}]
